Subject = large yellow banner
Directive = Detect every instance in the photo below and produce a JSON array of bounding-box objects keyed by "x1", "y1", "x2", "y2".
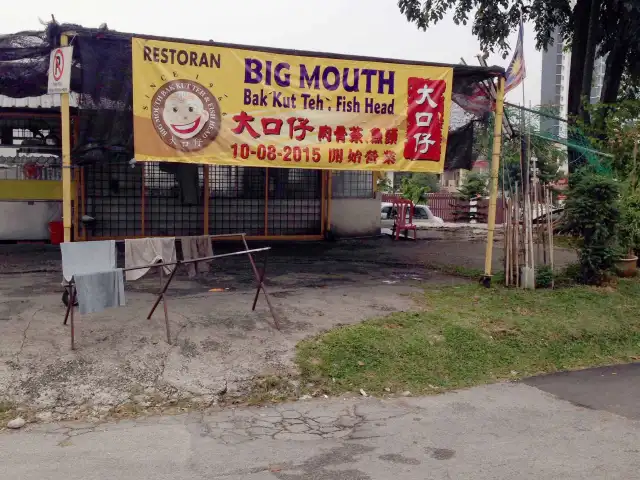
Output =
[{"x1": 132, "y1": 38, "x2": 453, "y2": 173}]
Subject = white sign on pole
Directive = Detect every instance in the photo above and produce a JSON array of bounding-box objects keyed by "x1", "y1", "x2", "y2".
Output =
[{"x1": 47, "y1": 46, "x2": 73, "y2": 94}]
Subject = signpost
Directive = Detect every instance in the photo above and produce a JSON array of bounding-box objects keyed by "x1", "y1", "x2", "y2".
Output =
[{"x1": 50, "y1": 40, "x2": 73, "y2": 241}]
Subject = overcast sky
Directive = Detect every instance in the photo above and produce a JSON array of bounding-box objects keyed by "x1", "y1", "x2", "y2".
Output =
[{"x1": 2, "y1": 0, "x2": 541, "y2": 105}]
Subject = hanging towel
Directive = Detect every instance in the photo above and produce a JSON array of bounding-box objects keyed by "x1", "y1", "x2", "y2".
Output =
[
  {"x1": 125, "y1": 237, "x2": 176, "y2": 281},
  {"x1": 74, "y1": 269, "x2": 126, "y2": 315},
  {"x1": 180, "y1": 236, "x2": 214, "y2": 278},
  {"x1": 60, "y1": 240, "x2": 116, "y2": 282}
]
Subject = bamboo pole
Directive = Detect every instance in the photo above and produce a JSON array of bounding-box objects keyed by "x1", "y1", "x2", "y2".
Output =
[
  {"x1": 526, "y1": 192, "x2": 535, "y2": 288},
  {"x1": 482, "y1": 76, "x2": 506, "y2": 286},
  {"x1": 60, "y1": 34, "x2": 73, "y2": 242},
  {"x1": 515, "y1": 183, "x2": 520, "y2": 288},
  {"x1": 506, "y1": 197, "x2": 512, "y2": 286},
  {"x1": 544, "y1": 186, "x2": 548, "y2": 271},
  {"x1": 525, "y1": 129, "x2": 535, "y2": 288},
  {"x1": 512, "y1": 195, "x2": 517, "y2": 286},
  {"x1": 547, "y1": 187, "x2": 555, "y2": 288},
  {"x1": 536, "y1": 188, "x2": 539, "y2": 262},
  {"x1": 502, "y1": 152, "x2": 508, "y2": 284},
  {"x1": 522, "y1": 178, "x2": 529, "y2": 273},
  {"x1": 504, "y1": 196, "x2": 509, "y2": 286}
]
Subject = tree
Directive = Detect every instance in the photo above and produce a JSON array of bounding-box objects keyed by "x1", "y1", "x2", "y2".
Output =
[
  {"x1": 397, "y1": 1, "x2": 579, "y2": 105},
  {"x1": 564, "y1": 169, "x2": 620, "y2": 284},
  {"x1": 397, "y1": 0, "x2": 640, "y2": 167},
  {"x1": 617, "y1": 70, "x2": 640, "y2": 101},
  {"x1": 398, "y1": 0, "x2": 570, "y2": 58},
  {"x1": 376, "y1": 175, "x2": 395, "y2": 194},
  {"x1": 408, "y1": 173, "x2": 440, "y2": 193},
  {"x1": 580, "y1": 99, "x2": 640, "y2": 176},
  {"x1": 597, "y1": 0, "x2": 640, "y2": 104},
  {"x1": 399, "y1": 173, "x2": 440, "y2": 204},
  {"x1": 499, "y1": 135, "x2": 562, "y2": 189},
  {"x1": 455, "y1": 172, "x2": 488, "y2": 222},
  {"x1": 457, "y1": 171, "x2": 488, "y2": 200},
  {"x1": 473, "y1": 106, "x2": 562, "y2": 191}
]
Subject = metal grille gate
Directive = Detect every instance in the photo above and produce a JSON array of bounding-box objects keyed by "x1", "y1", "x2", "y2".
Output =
[{"x1": 82, "y1": 160, "x2": 323, "y2": 240}]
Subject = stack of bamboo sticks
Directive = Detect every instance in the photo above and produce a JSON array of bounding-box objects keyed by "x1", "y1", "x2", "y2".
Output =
[{"x1": 503, "y1": 183, "x2": 555, "y2": 288}]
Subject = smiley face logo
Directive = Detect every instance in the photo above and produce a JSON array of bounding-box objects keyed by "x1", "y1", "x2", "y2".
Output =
[
  {"x1": 151, "y1": 80, "x2": 221, "y2": 152},
  {"x1": 163, "y1": 90, "x2": 209, "y2": 139}
]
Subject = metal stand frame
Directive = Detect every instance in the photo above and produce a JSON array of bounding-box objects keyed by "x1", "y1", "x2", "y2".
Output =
[
  {"x1": 62, "y1": 284, "x2": 77, "y2": 350},
  {"x1": 62, "y1": 240, "x2": 278, "y2": 350}
]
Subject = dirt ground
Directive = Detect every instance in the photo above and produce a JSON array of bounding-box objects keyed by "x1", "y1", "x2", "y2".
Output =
[{"x1": 0, "y1": 231, "x2": 576, "y2": 421}]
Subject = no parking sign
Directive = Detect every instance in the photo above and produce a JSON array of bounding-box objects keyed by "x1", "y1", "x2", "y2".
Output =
[{"x1": 47, "y1": 46, "x2": 73, "y2": 94}]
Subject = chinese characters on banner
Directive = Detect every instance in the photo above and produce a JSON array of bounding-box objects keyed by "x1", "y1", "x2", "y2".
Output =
[
  {"x1": 131, "y1": 38, "x2": 454, "y2": 173},
  {"x1": 404, "y1": 78, "x2": 446, "y2": 161}
]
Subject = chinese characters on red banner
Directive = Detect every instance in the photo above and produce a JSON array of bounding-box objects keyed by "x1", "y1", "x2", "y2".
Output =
[{"x1": 404, "y1": 78, "x2": 446, "y2": 161}]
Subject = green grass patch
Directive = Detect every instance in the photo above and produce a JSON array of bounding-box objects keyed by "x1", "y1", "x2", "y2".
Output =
[
  {"x1": 432, "y1": 264, "x2": 485, "y2": 279},
  {"x1": 296, "y1": 280, "x2": 640, "y2": 396}
]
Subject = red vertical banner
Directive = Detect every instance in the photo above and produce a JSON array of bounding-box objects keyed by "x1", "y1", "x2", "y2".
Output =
[{"x1": 404, "y1": 78, "x2": 447, "y2": 161}]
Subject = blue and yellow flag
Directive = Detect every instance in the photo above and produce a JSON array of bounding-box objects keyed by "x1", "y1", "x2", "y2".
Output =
[{"x1": 505, "y1": 20, "x2": 526, "y2": 93}]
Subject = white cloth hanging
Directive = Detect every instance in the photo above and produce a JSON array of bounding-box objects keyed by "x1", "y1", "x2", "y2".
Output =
[
  {"x1": 60, "y1": 240, "x2": 116, "y2": 282},
  {"x1": 124, "y1": 238, "x2": 176, "y2": 281}
]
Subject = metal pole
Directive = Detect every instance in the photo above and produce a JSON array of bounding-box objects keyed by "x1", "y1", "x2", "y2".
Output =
[
  {"x1": 60, "y1": 33, "x2": 73, "y2": 242},
  {"x1": 482, "y1": 76, "x2": 506, "y2": 286}
]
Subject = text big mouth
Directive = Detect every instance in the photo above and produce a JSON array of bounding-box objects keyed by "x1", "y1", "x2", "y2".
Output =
[{"x1": 170, "y1": 117, "x2": 202, "y2": 135}]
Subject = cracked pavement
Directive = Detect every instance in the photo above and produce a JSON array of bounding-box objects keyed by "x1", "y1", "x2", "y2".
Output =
[
  {"x1": 0, "y1": 241, "x2": 472, "y2": 420},
  {"x1": 2, "y1": 382, "x2": 640, "y2": 479}
]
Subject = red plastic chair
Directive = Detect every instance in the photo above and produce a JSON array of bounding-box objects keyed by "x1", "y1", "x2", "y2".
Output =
[{"x1": 392, "y1": 199, "x2": 417, "y2": 241}]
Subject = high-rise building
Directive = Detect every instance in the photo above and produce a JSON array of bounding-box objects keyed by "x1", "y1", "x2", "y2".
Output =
[
  {"x1": 590, "y1": 56, "x2": 607, "y2": 103},
  {"x1": 540, "y1": 29, "x2": 571, "y2": 139},
  {"x1": 539, "y1": 27, "x2": 607, "y2": 175},
  {"x1": 540, "y1": 27, "x2": 607, "y2": 138}
]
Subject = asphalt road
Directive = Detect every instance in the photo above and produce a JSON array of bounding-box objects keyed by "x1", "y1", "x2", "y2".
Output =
[
  {"x1": 525, "y1": 362, "x2": 640, "y2": 420},
  {"x1": 2, "y1": 373, "x2": 640, "y2": 480}
]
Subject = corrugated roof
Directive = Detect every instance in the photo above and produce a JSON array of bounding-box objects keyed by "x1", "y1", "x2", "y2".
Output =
[{"x1": 0, "y1": 93, "x2": 79, "y2": 109}]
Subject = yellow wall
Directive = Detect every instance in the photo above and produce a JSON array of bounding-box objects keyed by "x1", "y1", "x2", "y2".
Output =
[{"x1": 0, "y1": 180, "x2": 75, "y2": 201}]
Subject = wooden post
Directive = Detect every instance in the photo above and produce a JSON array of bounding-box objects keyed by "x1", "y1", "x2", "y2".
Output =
[
  {"x1": 481, "y1": 76, "x2": 506, "y2": 286},
  {"x1": 60, "y1": 34, "x2": 73, "y2": 243}
]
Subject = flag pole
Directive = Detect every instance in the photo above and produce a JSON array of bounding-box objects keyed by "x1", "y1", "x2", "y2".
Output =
[{"x1": 481, "y1": 75, "x2": 506, "y2": 287}]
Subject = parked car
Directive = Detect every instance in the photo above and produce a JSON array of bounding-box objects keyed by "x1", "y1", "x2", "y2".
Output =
[{"x1": 380, "y1": 202, "x2": 444, "y2": 224}]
